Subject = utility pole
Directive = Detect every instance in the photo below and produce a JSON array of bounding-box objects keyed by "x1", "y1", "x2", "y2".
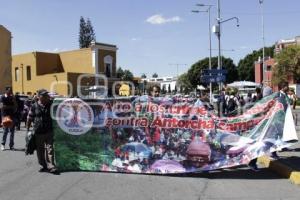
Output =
[
  {"x1": 217, "y1": 0, "x2": 221, "y2": 91},
  {"x1": 259, "y1": 0, "x2": 266, "y2": 83},
  {"x1": 193, "y1": 4, "x2": 213, "y2": 103},
  {"x1": 213, "y1": 0, "x2": 239, "y2": 91},
  {"x1": 168, "y1": 63, "x2": 187, "y2": 78}
]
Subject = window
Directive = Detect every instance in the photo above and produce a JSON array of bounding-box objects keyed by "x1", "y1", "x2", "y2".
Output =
[
  {"x1": 104, "y1": 55, "x2": 113, "y2": 78},
  {"x1": 26, "y1": 66, "x2": 31, "y2": 80},
  {"x1": 266, "y1": 65, "x2": 272, "y2": 71},
  {"x1": 15, "y1": 67, "x2": 19, "y2": 81},
  {"x1": 106, "y1": 64, "x2": 111, "y2": 77}
]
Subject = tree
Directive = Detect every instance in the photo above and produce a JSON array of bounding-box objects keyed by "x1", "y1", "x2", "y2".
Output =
[
  {"x1": 174, "y1": 85, "x2": 177, "y2": 93},
  {"x1": 273, "y1": 45, "x2": 300, "y2": 85},
  {"x1": 237, "y1": 46, "x2": 274, "y2": 81},
  {"x1": 116, "y1": 67, "x2": 134, "y2": 81},
  {"x1": 79, "y1": 17, "x2": 87, "y2": 48},
  {"x1": 122, "y1": 70, "x2": 134, "y2": 81},
  {"x1": 79, "y1": 16, "x2": 96, "y2": 48},
  {"x1": 141, "y1": 73, "x2": 147, "y2": 78},
  {"x1": 116, "y1": 67, "x2": 124, "y2": 78},
  {"x1": 187, "y1": 56, "x2": 238, "y2": 89},
  {"x1": 152, "y1": 73, "x2": 158, "y2": 78},
  {"x1": 177, "y1": 73, "x2": 193, "y2": 93}
]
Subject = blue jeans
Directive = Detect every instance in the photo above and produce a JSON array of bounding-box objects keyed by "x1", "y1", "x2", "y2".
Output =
[{"x1": 2, "y1": 126, "x2": 15, "y2": 148}]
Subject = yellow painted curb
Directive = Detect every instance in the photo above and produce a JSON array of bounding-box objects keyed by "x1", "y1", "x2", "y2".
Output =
[{"x1": 258, "y1": 156, "x2": 300, "y2": 185}]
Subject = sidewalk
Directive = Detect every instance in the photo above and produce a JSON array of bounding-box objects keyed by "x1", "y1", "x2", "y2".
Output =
[{"x1": 258, "y1": 108, "x2": 300, "y2": 185}]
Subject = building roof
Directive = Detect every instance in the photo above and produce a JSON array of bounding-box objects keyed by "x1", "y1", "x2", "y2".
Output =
[
  {"x1": 0, "y1": 25, "x2": 11, "y2": 34},
  {"x1": 93, "y1": 42, "x2": 117, "y2": 48}
]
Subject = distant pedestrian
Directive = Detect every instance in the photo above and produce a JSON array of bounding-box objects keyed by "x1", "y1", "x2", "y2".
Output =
[
  {"x1": 1, "y1": 86, "x2": 17, "y2": 151},
  {"x1": 263, "y1": 82, "x2": 273, "y2": 97},
  {"x1": 26, "y1": 89, "x2": 59, "y2": 174},
  {"x1": 225, "y1": 90, "x2": 239, "y2": 116},
  {"x1": 15, "y1": 93, "x2": 24, "y2": 130},
  {"x1": 288, "y1": 90, "x2": 297, "y2": 110}
]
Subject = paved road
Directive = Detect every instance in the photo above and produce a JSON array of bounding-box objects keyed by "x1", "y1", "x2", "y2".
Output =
[{"x1": 0, "y1": 128, "x2": 300, "y2": 200}]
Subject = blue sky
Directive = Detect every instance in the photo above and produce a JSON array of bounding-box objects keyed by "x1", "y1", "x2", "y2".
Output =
[{"x1": 1, "y1": 0, "x2": 300, "y2": 77}]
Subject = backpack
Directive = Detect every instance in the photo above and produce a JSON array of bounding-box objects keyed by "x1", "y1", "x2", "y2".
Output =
[{"x1": 227, "y1": 97, "x2": 237, "y2": 112}]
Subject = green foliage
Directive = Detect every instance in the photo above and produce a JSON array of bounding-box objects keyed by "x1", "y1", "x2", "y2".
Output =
[
  {"x1": 54, "y1": 121, "x2": 114, "y2": 171},
  {"x1": 116, "y1": 67, "x2": 134, "y2": 81},
  {"x1": 177, "y1": 73, "x2": 193, "y2": 93},
  {"x1": 122, "y1": 70, "x2": 134, "y2": 81},
  {"x1": 141, "y1": 73, "x2": 147, "y2": 78},
  {"x1": 116, "y1": 67, "x2": 124, "y2": 78},
  {"x1": 187, "y1": 56, "x2": 238, "y2": 89},
  {"x1": 273, "y1": 45, "x2": 300, "y2": 85},
  {"x1": 237, "y1": 46, "x2": 274, "y2": 81},
  {"x1": 152, "y1": 73, "x2": 158, "y2": 78},
  {"x1": 79, "y1": 16, "x2": 96, "y2": 48}
]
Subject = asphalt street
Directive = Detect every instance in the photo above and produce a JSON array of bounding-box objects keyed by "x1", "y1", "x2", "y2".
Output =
[{"x1": 0, "y1": 127, "x2": 300, "y2": 200}]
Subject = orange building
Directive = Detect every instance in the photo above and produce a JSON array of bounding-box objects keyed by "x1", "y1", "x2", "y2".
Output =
[
  {"x1": 0, "y1": 25, "x2": 12, "y2": 93},
  {"x1": 12, "y1": 42, "x2": 119, "y2": 97}
]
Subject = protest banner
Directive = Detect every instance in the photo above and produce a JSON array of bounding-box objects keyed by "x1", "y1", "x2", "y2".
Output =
[{"x1": 52, "y1": 92, "x2": 298, "y2": 174}]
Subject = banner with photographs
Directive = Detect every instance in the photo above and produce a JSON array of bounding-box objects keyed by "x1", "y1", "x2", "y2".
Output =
[{"x1": 53, "y1": 92, "x2": 298, "y2": 173}]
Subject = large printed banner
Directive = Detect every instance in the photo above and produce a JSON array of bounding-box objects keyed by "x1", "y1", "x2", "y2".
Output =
[{"x1": 53, "y1": 92, "x2": 298, "y2": 174}]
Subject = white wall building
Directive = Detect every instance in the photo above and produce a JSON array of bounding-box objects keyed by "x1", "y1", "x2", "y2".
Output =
[{"x1": 142, "y1": 76, "x2": 178, "y2": 91}]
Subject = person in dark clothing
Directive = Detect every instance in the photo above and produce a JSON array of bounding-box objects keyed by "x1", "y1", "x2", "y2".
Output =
[
  {"x1": 26, "y1": 89, "x2": 59, "y2": 174},
  {"x1": 15, "y1": 93, "x2": 24, "y2": 130},
  {"x1": 1, "y1": 87, "x2": 17, "y2": 151}
]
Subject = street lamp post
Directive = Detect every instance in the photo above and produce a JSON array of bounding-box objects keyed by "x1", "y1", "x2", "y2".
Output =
[
  {"x1": 213, "y1": 0, "x2": 239, "y2": 91},
  {"x1": 259, "y1": 0, "x2": 266, "y2": 83},
  {"x1": 168, "y1": 63, "x2": 187, "y2": 78},
  {"x1": 192, "y1": 4, "x2": 213, "y2": 103}
]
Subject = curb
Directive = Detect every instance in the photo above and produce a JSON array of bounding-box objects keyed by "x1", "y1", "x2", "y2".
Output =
[{"x1": 258, "y1": 156, "x2": 300, "y2": 185}]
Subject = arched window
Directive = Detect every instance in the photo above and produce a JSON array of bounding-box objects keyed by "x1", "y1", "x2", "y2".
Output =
[{"x1": 104, "y1": 55, "x2": 113, "y2": 78}]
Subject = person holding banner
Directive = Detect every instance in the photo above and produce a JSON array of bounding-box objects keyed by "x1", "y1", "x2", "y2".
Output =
[
  {"x1": 149, "y1": 85, "x2": 160, "y2": 97},
  {"x1": 26, "y1": 89, "x2": 59, "y2": 174}
]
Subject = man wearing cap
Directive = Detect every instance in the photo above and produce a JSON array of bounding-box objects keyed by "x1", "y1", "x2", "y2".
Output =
[
  {"x1": 1, "y1": 86, "x2": 17, "y2": 151},
  {"x1": 26, "y1": 89, "x2": 59, "y2": 174}
]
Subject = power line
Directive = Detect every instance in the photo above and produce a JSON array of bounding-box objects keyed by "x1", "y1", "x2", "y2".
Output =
[{"x1": 222, "y1": 10, "x2": 300, "y2": 16}]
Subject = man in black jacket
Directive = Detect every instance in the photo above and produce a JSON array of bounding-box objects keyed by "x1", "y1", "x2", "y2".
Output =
[
  {"x1": 26, "y1": 89, "x2": 59, "y2": 174},
  {"x1": 1, "y1": 86, "x2": 17, "y2": 151}
]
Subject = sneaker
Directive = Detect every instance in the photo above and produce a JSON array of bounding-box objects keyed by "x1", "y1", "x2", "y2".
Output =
[
  {"x1": 9, "y1": 147, "x2": 14, "y2": 151},
  {"x1": 49, "y1": 168, "x2": 60, "y2": 175},
  {"x1": 39, "y1": 167, "x2": 49, "y2": 173},
  {"x1": 1, "y1": 145, "x2": 4, "y2": 151}
]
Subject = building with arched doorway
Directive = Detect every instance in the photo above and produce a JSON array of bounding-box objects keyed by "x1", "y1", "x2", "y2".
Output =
[{"x1": 12, "y1": 42, "x2": 120, "y2": 97}]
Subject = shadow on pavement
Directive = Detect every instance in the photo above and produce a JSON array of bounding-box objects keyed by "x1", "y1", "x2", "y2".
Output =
[
  {"x1": 61, "y1": 166, "x2": 284, "y2": 180},
  {"x1": 278, "y1": 156, "x2": 300, "y2": 171},
  {"x1": 168, "y1": 167, "x2": 283, "y2": 180},
  {"x1": 12, "y1": 148, "x2": 25, "y2": 152}
]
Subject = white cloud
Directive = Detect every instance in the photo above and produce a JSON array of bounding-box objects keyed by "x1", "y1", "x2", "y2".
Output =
[
  {"x1": 146, "y1": 14, "x2": 182, "y2": 25},
  {"x1": 131, "y1": 37, "x2": 141, "y2": 41}
]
